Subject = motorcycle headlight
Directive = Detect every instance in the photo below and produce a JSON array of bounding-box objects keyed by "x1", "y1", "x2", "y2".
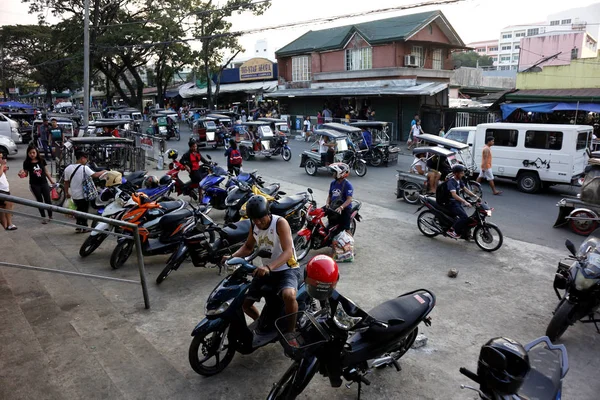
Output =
[
  {"x1": 333, "y1": 302, "x2": 362, "y2": 331},
  {"x1": 486, "y1": 210, "x2": 492, "y2": 217},
  {"x1": 574, "y1": 269, "x2": 600, "y2": 291},
  {"x1": 557, "y1": 199, "x2": 566, "y2": 206},
  {"x1": 205, "y1": 300, "x2": 232, "y2": 316}
]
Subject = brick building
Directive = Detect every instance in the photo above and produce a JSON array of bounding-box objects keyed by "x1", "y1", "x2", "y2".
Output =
[{"x1": 267, "y1": 10, "x2": 467, "y2": 139}]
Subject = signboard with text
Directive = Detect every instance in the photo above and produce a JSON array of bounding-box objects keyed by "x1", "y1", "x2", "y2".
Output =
[{"x1": 239, "y1": 58, "x2": 273, "y2": 81}]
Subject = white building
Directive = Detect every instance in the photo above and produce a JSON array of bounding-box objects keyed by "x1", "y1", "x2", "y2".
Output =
[
  {"x1": 498, "y1": 23, "x2": 547, "y2": 71},
  {"x1": 547, "y1": 3, "x2": 600, "y2": 43},
  {"x1": 465, "y1": 39, "x2": 499, "y2": 66}
]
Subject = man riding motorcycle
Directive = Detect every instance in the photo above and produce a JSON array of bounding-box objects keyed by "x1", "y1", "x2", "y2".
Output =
[
  {"x1": 326, "y1": 163, "x2": 354, "y2": 237},
  {"x1": 225, "y1": 195, "x2": 302, "y2": 340},
  {"x1": 445, "y1": 164, "x2": 478, "y2": 238},
  {"x1": 180, "y1": 138, "x2": 210, "y2": 185}
]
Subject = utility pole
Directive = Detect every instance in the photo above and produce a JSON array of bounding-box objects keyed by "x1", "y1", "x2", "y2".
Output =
[
  {"x1": 0, "y1": 46, "x2": 5, "y2": 101},
  {"x1": 83, "y1": 0, "x2": 91, "y2": 126}
]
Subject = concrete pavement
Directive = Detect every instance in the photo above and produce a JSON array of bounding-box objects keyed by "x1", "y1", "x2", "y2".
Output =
[{"x1": 1, "y1": 146, "x2": 600, "y2": 399}]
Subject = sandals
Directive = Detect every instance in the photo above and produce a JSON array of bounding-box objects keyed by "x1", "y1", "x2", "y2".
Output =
[{"x1": 5, "y1": 224, "x2": 17, "y2": 231}]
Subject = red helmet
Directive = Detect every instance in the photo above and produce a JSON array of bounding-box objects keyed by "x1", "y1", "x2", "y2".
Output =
[{"x1": 305, "y1": 255, "x2": 339, "y2": 300}]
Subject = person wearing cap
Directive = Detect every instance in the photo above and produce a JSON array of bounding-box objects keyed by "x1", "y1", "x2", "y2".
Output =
[
  {"x1": 63, "y1": 151, "x2": 107, "y2": 232},
  {"x1": 446, "y1": 164, "x2": 478, "y2": 239},
  {"x1": 38, "y1": 117, "x2": 53, "y2": 160},
  {"x1": 49, "y1": 118, "x2": 64, "y2": 160}
]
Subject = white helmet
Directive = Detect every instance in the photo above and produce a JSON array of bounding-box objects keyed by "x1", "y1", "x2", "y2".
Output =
[
  {"x1": 329, "y1": 162, "x2": 350, "y2": 179},
  {"x1": 102, "y1": 171, "x2": 122, "y2": 187}
]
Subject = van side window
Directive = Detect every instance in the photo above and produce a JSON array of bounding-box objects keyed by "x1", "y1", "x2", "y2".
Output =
[
  {"x1": 486, "y1": 128, "x2": 518, "y2": 147},
  {"x1": 525, "y1": 130, "x2": 563, "y2": 150},
  {"x1": 576, "y1": 132, "x2": 590, "y2": 150},
  {"x1": 445, "y1": 130, "x2": 469, "y2": 144}
]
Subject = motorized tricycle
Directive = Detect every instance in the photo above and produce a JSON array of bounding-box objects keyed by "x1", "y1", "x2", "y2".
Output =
[
  {"x1": 300, "y1": 129, "x2": 367, "y2": 177},
  {"x1": 239, "y1": 121, "x2": 292, "y2": 161},
  {"x1": 204, "y1": 114, "x2": 231, "y2": 148},
  {"x1": 350, "y1": 121, "x2": 400, "y2": 167}
]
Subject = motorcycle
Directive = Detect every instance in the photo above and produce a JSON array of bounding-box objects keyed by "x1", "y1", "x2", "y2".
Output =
[
  {"x1": 341, "y1": 146, "x2": 368, "y2": 177},
  {"x1": 416, "y1": 195, "x2": 503, "y2": 252},
  {"x1": 266, "y1": 288, "x2": 435, "y2": 399},
  {"x1": 200, "y1": 162, "x2": 261, "y2": 210},
  {"x1": 546, "y1": 233, "x2": 600, "y2": 341},
  {"x1": 109, "y1": 198, "x2": 190, "y2": 269},
  {"x1": 293, "y1": 190, "x2": 362, "y2": 261},
  {"x1": 224, "y1": 181, "x2": 282, "y2": 223},
  {"x1": 166, "y1": 159, "x2": 201, "y2": 201},
  {"x1": 155, "y1": 214, "x2": 252, "y2": 284},
  {"x1": 459, "y1": 336, "x2": 568, "y2": 400},
  {"x1": 188, "y1": 250, "x2": 314, "y2": 376}
]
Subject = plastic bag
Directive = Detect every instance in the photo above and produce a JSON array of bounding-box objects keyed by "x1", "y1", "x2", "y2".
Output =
[
  {"x1": 51, "y1": 187, "x2": 60, "y2": 201},
  {"x1": 332, "y1": 231, "x2": 355, "y2": 262},
  {"x1": 63, "y1": 199, "x2": 77, "y2": 217}
]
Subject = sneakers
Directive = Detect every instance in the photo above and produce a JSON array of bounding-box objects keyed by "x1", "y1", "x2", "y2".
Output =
[{"x1": 446, "y1": 229, "x2": 460, "y2": 239}]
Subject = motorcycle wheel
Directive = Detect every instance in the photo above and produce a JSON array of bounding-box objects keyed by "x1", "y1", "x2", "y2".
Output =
[
  {"x1": 110, "y1": 240, "x2": 135, "y2": 269},
  {"x1": 353, "y1": 161, "x2": 367, "y2": 177},
  {"x1": 349, "y1": 218, "x2": 356, "y2": 236},
  {"x1": 305, "y1": 159, "x2": 317, "y2": 176},
  {"x1": 402, "y1": 182, "x2": 421, "y2": 205},
  {"x1": 473, "y1": 223, "x2": 503, "y2": 252},
  {"x1": 282, "y1": 148, "x2": 292, "y2": 162},
  {"x1": 266, "y1": 361, "x2": 307, "y2": 400},
  {"x1": 79, "y1": 233, "x2": 108, "y2": 258},
  {"x1": 417, "y1": 211, "x2": 440, "y2": 238},
  {"x1": 546, "y1": 300, "x2": 576, "y2": 341},
  {"x1": 369, "y1": 151, "x2": 383, "y2": 167},
  {"x1": 568, "y1": 210, "x2": 598, "y2": 236},
  {"x1": 294, "y1": 235, "x2": 312, "y2": 261},
  {"x1": 376, "y1": 327, "x2": 418, "y2": 369},
  {"x1": 241, "y1": 147, "x2": 251, "y2": 161},
  {"x1": 189, "y1": 324, "x2": 235, "y2": 376},
  {"x1": 52, "y1": 183, "x2": 66, "y2": 206},
  {"x1": 466, "y1": 181, "x2": 483, "y2": 200},
  {"x1": 156, "y1": 250, "x2": 186, "y2": 284},
  {"x1": 176, "y1": 131, "x2": 181, "y2": 141}
]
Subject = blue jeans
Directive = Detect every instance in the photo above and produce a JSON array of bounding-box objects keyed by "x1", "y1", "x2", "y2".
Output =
[
  {"x1": 447, "y1": 201, "x2": 468, "y2": 234},
  {"x1": 40, "y1": 140, "x2": 52, "y2": 160}
]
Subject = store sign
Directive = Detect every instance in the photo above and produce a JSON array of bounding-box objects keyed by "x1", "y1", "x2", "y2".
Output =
[
  {"x1": 140, "y1": 136, "x2": 154, "y2": 150},
  {"x1": 239, "y1": 58, "x2": 273, "y2": 81},
  {"x1": 8, "y1": 88, "x2": 19, "y2": 94}
]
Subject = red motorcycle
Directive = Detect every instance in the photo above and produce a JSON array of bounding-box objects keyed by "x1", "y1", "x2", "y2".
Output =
[
  {"x1": 293, "y1": 188, "x2": 362, "y2": 261},
  {"x1": 166, "y1": 159, "x2": 204, "y2": 201}
]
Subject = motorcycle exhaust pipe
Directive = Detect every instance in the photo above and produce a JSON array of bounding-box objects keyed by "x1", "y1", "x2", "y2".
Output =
[{"x1": 370, "y1": 356, "x2": 394, "y2": 368}]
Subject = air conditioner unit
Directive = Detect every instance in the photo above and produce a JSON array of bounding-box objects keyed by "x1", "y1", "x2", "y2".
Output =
[{"x1": 404, "y1": 55, "x2": 419, "y2": 67}]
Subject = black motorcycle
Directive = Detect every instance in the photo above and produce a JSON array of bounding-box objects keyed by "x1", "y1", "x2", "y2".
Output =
[
  {"x1": 188, "y1": 250, "x2": 314, "y2": 376},
  {"x1": 546, "y1": 233, "x2": 600, "y2": 341},
  {"x1": 267, "y1": 289, "x2": 435, "y2": 399},
  {"x1": 224, "y1": 180, "x2": 282, "y2": 223},
  {"x1": 459, "y1": 336, "x2": 568, "y2": 400},
  {"x1": 155, "y1": 212, "x2": 251, "y2": 284},
  {"x1": 416, "y1": 195, "x2": 503, "y2": 252},
  {"x1": 341, "y1": 146, "x2": 368, "y2": 177}
]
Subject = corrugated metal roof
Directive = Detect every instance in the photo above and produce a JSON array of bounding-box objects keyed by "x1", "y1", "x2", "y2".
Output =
[
  {"x1": 179, "y1": 81, "x2": 278, "y2": 99},
  {"x1": 266, "y1": 82, "x2": 448, "y2": 98},
  {"x1": 506, "y1": 88, "x2": 600, "y2": 101},
  {"x1": 276, "y1": 10, "x2": 463, "y2": 57}
]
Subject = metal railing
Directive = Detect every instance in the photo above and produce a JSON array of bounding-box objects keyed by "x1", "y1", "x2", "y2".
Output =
[{"x1": 0, "y1": 193, "x2": 151, "y2": 309}]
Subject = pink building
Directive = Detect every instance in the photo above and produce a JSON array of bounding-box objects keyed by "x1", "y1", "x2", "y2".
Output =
[
  {"x1": 518, "y1": 30, "x2": 597, "y2": 70},
  {"x1": 465, "y1": 39, "x2": 499, "y2": 65}
]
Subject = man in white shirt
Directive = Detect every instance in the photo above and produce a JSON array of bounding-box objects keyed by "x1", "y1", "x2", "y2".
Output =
[
  {"x1": 63, "y1": 151, "x2": 106, "y2": 232},
  {"x1": 303, "y1": 116, "x2": 311, "y2": 141}
]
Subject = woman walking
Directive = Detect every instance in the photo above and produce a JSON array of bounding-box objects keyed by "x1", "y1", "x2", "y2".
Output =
[
  {"x1": 224, "y1": 139, "x2": 242, "y2": 175},
  {"x1": 19, "y1": 145, "x2": 55, "y2": 224},
  {"x1": 0, "y1": 152, "x2": 17, "y2": 230}
]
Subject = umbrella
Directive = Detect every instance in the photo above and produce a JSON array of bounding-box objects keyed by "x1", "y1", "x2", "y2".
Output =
[{"x1": 0, "y1": 101, "x2": 33, "y2": 109}]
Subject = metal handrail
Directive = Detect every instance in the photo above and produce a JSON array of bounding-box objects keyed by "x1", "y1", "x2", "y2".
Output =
[{"x1": 0, "y1": 193, "x2": 150, "y2": 309}]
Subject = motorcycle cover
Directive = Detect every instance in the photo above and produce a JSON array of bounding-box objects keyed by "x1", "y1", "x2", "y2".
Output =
[{"x1": 581, "y1": 165, "x2": 600, "y2": 204}]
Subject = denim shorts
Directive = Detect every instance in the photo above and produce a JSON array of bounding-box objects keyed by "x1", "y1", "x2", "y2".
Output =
[{"x1": 246, "y1": 267, "x2": 303, "y2": 301}]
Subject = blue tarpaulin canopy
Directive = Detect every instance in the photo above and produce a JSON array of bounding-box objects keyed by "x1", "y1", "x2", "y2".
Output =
[
  {"x1": 501, "y1": 102, "x2": 600, "y2": 119},
  {"x1": 0, "y1": 101, "x2": 33, "y2": 109}
]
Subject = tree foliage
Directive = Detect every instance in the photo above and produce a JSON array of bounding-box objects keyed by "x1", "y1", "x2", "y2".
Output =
[{"x1": 452, "y1": 51, "x2": 494, "y2": 68}]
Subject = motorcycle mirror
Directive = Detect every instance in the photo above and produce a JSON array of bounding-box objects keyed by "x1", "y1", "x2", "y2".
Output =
[
  {"x1": 206, "y1": 154, "x2": 212, "y2": 160},
  {"x1": 565, "y1": 239, "x2": 577, "y2": 256},
  {"x1": 307, "y1": 188, "x2": 313, "y2": 194},
  {"x1": 278, "y1": 191, "x2": 287, "y2": 196},
  {"x1": 258, "y1": 249, "x2": 272, "y2": 259}
]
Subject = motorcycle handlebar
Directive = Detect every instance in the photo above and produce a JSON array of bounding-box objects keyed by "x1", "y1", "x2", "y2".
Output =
[{"x1": 459, "y1": 368, "x2": 480, "y2": 384}]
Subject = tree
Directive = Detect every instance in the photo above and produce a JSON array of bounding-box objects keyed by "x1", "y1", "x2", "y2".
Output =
[
  {"x1": 193, "y1": 0, "x2": 271, "y2": 108},
  {"x1": 452, "y1": 51, "x2": 494, "y2": 68},
  {"x1": 0, "y1": 24, "x2": 81, "y2": 103}
]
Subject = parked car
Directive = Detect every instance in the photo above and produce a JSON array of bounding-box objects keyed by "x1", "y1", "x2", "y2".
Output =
[
  {"x1": 0, "y1": 135, "x2": 18, "y2": 159},
  {"x1": 0, "y1": 112, "x2": 23, "y2": 143}
]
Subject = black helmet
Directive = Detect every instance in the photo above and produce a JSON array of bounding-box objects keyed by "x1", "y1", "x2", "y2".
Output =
[
  {"x1": 477, "y1": 337, "x2": 530, "y2": 396},
  {"x1": 246, "y1": 195, "x2": 269, "y2": 220},
  {"x1": 166, "y1": 148, "x2": 178, "y2": 160},
  {"x1": 451, "y1": 164, "x2": 466, "y2": 174},
  {"x1": 188, "y1": 138, "x2": 197, "y2": 148},
  {"x1": 159, "y1": 175, "x2": 172, "y2": 186}
]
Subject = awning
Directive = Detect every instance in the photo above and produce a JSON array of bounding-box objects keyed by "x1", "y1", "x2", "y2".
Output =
[
  {"x1": 506, "y1": 88, "x2": 600, "y2": 102},
  {"x1": 500, "y1": 102, "x2": 600, "y2": 119},
  {"x1": 266, "y1": 82, "x2": 447, "y2": 98},
  {"x1": 179, "y1": 81, "x2": 278, "y2": 99}
]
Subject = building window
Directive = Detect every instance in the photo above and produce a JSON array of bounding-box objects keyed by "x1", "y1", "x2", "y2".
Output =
[
  {"x1": 292, "y1": 56, "x2": 311, "y2": 82},
  {"x1": 502, "y1": 33, "x2": 512, "y2": 39},
  {"x1": 561, "y1": 19, "x2": 572, "y2": 25},
  {"x1": 525, "y1": 131, "x2": 563, "y2": 150},
  {"x1": 488, "y1": 46, "x2": 498, "y2": 52},
  {"x1": 345, "y1": 47, "x2": 372, "y2": 71},
  {"x1": 411, "y1": 46, "x2": 424, "y2": 67},
  {"x1": 431, "y1": 49, "x2": 443, "y2": 70},
  {"x1": 527, "y1": 28, "x2": 540, "y2": 36},
  {"x1": 500, "y1": 56, "x2": 511, "y2": 62},
  {"x1": 514, "y1": 44, "x2": 520, "y2": 50},
  {"x1": 499, "y1": 66, "x2": 510, "y2": 70},
  {"x1": 515, "y1": 31, "x2": 526, "y2": 38},
  {"x1": 511, "y1": 65, "x2": 518, "y2": 70},
  {"x1": 513, "y1": 54, "x2": 519, "y2": 62},
  {"x1": 550, "y1": 20, "x2": 560, "y2": 26},
  {"x1": 492, "y1": 56, "x2": 498, "y2": 61},
  {"x1": 476, "y1": 47, "x2": 486, "y2": 52},
  {"x1": 501, "y1": 45, "x2": 511, "y2": 51},
  {"x1": 487, "y1": 128, "x2": 518, "y2": 147}
]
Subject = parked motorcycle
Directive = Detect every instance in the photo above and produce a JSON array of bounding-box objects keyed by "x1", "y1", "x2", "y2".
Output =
[
  {"x1": 546, "y1": 233, "x2": 600, "y2": 341},
  {"x1": 188, "y1": 250, "x2": 314, "y2": 376},
  {"x1": 155, "y1": 213, "x2": 252, "y2": 284},
  {"x1": 109, "y1": 197, "x2": 190, "y2": 269},
  {"x1": 166, "y1": 159, "x2": 201, "y2": 201},
  {"x1": 416, "y1": 195, "x2": 503, "y2": 252},
  {"x1": 293, "y1": 190, "x2": 362, "y2": 261},
  {"x1": 266, "y1": 288, "x2": 435, "y2": 399},
  {"x1": 224, "y1": 181, "x2": 281, "y2": 223},
  {"x1": 459, "y1": 336, "x2": 568, "y2": 400}
]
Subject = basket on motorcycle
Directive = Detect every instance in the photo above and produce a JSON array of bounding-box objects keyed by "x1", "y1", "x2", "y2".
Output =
[{"x1": 275, "y1": 311, "x2": 329, "y2": 361}]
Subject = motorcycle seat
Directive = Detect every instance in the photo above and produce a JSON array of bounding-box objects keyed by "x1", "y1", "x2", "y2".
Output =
[
  {"x1": 221, "y1": 219, "x2": 251, "y2": 243},
  {"x1": 361, "y1": 290, "x2": 434, "y2": 340},
  {"x1": 423, "y1": 196, "x2": 453, "y2": 215},
  {"x1": 159, "y1": 209, "x2": 193, "y2": 229},
  {"x1": 262, "y1": 184, "x2": 280, "y2": 196},
  {"x1": 271, "y1": 195, "x2": 306, "y2": 213},
  {"x1": 159, "y1": 200, "x2": 185, "y2": 213},
  {"x1": 124, "y1": 171, "x2": 146, "y2": 185},
  {"x1": 517, "y1": 345, "x2": 563, "y2": 400},
  {"x1": 349, "y1": 200, "x2": 362, "y2": 213}
]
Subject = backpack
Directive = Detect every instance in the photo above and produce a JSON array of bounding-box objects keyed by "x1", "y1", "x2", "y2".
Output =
[
  {"x1": 229, "y1": 149, "x2": 242, "y2": 166},
  {"x1": 436, "y1": 180, "x2": 451, "y2": 206}
]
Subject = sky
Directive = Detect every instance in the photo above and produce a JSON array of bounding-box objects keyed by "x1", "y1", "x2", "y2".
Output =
[{"x1": 2, "y1": 0, "x2": 600, "y2": 60}]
